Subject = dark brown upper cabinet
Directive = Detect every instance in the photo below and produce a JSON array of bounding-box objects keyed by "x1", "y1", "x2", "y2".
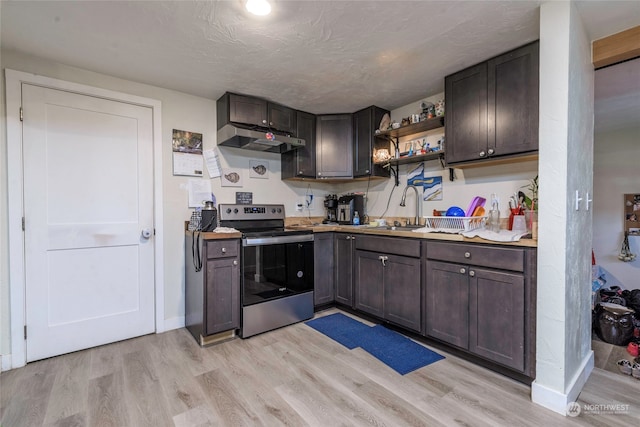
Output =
[
  {"x1": 445, "y1": 41, "x2": 539, "y2": 166},
  {"x1": 281, "y1": 110, "x2": 316, "y2": 179},
  {"x1": 352, "y1": 106, "x2": 390, "y2": 178},
  {"x1": 217, "y1": 92, "x2": 297, "y2": 135},
  {"x1": 316, "y1": 114, "x2": 353, "y2": 179}
]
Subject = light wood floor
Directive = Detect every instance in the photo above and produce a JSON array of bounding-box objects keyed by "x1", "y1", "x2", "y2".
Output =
[{"x1": 2, "y1": 308, "x2": 639, "y2": 427}]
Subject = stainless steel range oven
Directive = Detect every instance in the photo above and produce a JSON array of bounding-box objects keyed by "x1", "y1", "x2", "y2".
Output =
[{"x1": 218, "y1": 204, "x2": 314, "y2": 337}]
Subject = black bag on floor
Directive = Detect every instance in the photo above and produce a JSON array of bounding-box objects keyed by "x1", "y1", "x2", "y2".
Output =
[{"x1": 593, "y1": 303, "x2": 635, "y2": 346}]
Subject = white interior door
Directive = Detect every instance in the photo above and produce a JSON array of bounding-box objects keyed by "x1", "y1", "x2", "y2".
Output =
[{"x1": 22, "y1": 84, "x2": 155, "y2": 362}]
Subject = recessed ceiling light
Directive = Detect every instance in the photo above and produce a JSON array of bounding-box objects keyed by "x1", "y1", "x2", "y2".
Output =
[{"x1": 245, "y1": 0, "x2": 271, "y2": 16}]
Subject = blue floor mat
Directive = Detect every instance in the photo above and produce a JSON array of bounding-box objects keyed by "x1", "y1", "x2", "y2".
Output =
[
  {"x1": 305, "y1": 313, "x2": 444, "y2": 375},
  {"x1": 359, "y1": 325, "x2": 445, "y2": 375},
  {"x1": 305, "y1": 312, "x2": 372, "y2": 349}
]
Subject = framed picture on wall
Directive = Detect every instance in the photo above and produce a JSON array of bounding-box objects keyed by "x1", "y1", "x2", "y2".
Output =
[
  {"x1": 249, "y1": 160, "x2": 269, "y2": 179},
  {"x1": 221, "y1": 168, "x2": 243, "y2": 187}
]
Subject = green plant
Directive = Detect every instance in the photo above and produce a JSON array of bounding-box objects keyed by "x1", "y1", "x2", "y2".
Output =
[{"x1": 521, "y1": 175, "x2": 538, "y2": 210}]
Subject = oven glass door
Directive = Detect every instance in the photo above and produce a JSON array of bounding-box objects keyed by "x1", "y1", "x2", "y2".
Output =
[{"x1": 242, "y1": 239, "x2": 314, "y2": 306}]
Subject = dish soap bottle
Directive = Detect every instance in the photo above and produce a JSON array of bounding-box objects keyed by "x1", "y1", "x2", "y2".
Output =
[
  {"x1": 353, "y1": 211, "x2": 360, "y2": 225},
  {"x1": 488, "y1": 193, "x2": 500, "y2": 233}
]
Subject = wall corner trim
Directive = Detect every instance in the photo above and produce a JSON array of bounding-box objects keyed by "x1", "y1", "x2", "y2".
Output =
[{"x1": 531, "y1": 351, "x2": 594, "y2": 415}]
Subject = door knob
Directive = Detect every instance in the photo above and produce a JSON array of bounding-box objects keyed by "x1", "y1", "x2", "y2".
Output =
[{"x1": 141, "y1": 229, "x2": 152, "y2": 239}]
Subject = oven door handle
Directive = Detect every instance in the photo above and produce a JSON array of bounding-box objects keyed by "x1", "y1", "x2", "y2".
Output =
[{"x1": 243, "y1": 234, "x2": 314, "y2": 246}]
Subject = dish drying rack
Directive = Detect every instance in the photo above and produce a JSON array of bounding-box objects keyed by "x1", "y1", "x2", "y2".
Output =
[{"x1": 423, "y1": 216, "x2": 487, "y2": 233}]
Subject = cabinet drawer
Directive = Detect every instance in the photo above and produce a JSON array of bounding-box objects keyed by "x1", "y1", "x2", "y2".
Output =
[
  {"x1": 355, "y1": 235, "x2": 420, "y2": 258},
  {"x1": 206, "y1": 240, "x2": 239, "y2": 259},
  {"x1": 426, "y1": 242, "x2": 524, "y2": 272}
]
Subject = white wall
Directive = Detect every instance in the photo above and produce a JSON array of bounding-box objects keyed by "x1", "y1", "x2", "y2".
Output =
[
  {"x1": 593, "y1": 126, "x2": 640, "y2": 289},
  {"x1": 532, "y1": 1, "x2": 594, "y2": 414}
]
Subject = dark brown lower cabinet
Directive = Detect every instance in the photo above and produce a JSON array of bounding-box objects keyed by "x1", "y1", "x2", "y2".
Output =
[
  {"x1": 424, "y1": 241, "x2": 535, "y2": 376},
  {"x1": 313, "y1": 232, "x2": 334, "y2": 306},
  {"x1": 354, "y1": 236, "x2": 422, "y2": 333},
  {"x1": 334, "y1": 234, "x2": 355, "y2": 307},
  {"x1": 469, "y1": 268, "x2": 525, "y2": 372},
  {"x1": 424, "y1": 261, "x2": 469, "y2": 348},
  {"x1": 185, "y1": 236, "x2": 240, "y2": 345}
]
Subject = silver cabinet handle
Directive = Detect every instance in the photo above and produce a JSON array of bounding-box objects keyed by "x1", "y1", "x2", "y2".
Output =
[
  {"x1": 460, "y1": 267, "x2": 466, "y2": 274},
  {"x1": 262, "y1": 119, "x2": 267, "y2": 124},
  {"x1": 351, "y1": 236, "x2": 355, "y2": 240},
  {"x1": 464, "y1": 252, "x2": 471, "y2": 258},
  {"x1": 346, "y1": 236, "x2": 351, "y2": 240},
  {"x1": 233, "y1": 260, "x2": 238, "y2": 266},
  {"x1": 378, "y1": 255, "x2": 388, "y2": 266},
  {"x1": 487, "y1": 148, "x2": 495, "y2": 155},
  {"x1": 269, "y1": 121, "x2": 274, "y2": 126},
  {"x1": 479, "y1": 151, "x2": 486, "y2": 157},
  {"x1": 469, "y1": 270, "x2": 475, "y2": 277},
  {"x1": 221, "y1": 247, "x2": 226, "y2": 253}
]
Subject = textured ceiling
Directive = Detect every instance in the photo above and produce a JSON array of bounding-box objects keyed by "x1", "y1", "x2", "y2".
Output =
[{"x1": 1, "y1": 1, "x2": 639, "y2": 119}]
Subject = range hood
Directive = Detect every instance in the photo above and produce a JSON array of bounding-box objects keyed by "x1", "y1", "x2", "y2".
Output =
[{"x1": 217, "y1": 123, "x2": 305, "y2": 153}]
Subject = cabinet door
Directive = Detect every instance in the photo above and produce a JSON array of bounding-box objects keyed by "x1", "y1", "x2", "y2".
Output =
[
  {"x1": 445, "y1": 62, "x2": 488, "y2": 165},
  {"x1": 205, "y1": 256, "x2": 240, "y2": 335},
  {"x1": 354, "y1": 250, "x2": 384, "y2": 318},
  {"x1": 228, "y1": 94, "x2": 267, "y2": 127},
  {"x1": 488, "y1": 41, "x2": 539, "y2": 157},
  {"x1": 425, "y1": 260, "x2": 469, "y2": 348},
  {"x1": 384, "y1": 255, "x2": 421, "y2": 332},
  {"x1": 268, "y1": 103, "x2": 297, "y2": 135},
  {"x1": 313, "y1": 233, "x2": 334, "y2": 306},
  {"x1": 334, "y1": 234, "x2": 354, "y2": 306},
  {"x1": 469, "y1": 268, "x2": 525, "y2": 371},
  {"x1": 281, "y1": 111, "x2": 316, "y2": 179},
  {"x1": 352, "y1": 106, "x2": 389, "y2": 177},
  {"x1": 316, "y1": 114, "x2": 353, "y2": 178}
]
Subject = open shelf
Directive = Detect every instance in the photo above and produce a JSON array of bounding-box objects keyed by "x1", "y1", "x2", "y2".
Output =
[
  {"x1": 387, "y1": 151, "x2": 444, "y2": 166},
  {"x1": 375, "y1": 116, "x2": 444, "y2": 139}
]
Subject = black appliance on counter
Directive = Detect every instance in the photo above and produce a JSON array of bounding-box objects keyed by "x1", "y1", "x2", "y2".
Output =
[
  {"x1": 218, "y1": 204, "x2": 314, "y2": 338},
  {"x1": 337, "y1": 194, "x2": 365, "y2": 225},
  {"x1": 323, "y1": 194, "x2": 338, "y2": 224}
]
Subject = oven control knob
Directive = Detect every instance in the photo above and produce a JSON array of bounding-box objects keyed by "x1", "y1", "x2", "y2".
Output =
[
  {"x1": 271, "y1": 208, "x2": 276, "y2": 213},
  {"x1": 277, "y1": 208, "x2": 282, "y2": 213},
  {"x1": 226, "y1": 208, "x2": 232, "y2": 214},
  {"x1": 233, "y1": 208, "x2": 238, "y2": 214}
]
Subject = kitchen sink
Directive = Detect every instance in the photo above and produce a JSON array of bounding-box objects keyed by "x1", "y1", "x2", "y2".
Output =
[{"x1": 386, "y1": 224, "x2": 424, "y2": 231}]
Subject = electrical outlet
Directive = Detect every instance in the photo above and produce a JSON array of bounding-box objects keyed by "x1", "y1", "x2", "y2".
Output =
[{"x1": 295, "y1": 202, "x2": 303, "y2": 212}]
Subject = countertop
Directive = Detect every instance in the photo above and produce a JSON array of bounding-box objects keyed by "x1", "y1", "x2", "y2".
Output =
[
  {"x1": 185, "y1": 225, "x2": 537, "y2": 247},
  {"x1": 185, "y1": 230, "x2": 243, "y2": 239},
  {"x1": 285, "y1": 224, "x2": 538, "y2": 248}
]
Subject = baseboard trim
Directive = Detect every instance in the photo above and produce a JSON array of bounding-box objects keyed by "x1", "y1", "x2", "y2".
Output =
[
  {"x1": 531, "y1": 350, "x2": 594, "y2": 415},
  {"x1": 1, "y1": 354, "x2": 12, "y2": 372},
  {"x1": 164, "y1": 316, "x2": 185, "y2": 332}
]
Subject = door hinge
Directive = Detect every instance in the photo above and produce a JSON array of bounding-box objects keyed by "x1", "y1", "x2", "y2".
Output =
[
  {"x1": 24, "y1": 325, "x2": 27, "y2": 340},
  {"x1": 22, "y1": 217, "x2": 25, "y2": 231},
  {"x1": 154, "y1": 228, "x2": 156, "y2": 235},
  {"x1": 20, "y1": 107, "x2": 23, "y2": 122}
]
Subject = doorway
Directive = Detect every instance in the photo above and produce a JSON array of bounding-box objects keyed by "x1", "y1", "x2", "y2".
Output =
[{"x1": 6, "y1": 69, "x2": 165, "y2": 368}]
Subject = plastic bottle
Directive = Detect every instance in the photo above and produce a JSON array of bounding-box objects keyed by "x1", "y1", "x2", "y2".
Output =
[{"x1": 353, "y1": 211, "x2": 360, "y2": 225}]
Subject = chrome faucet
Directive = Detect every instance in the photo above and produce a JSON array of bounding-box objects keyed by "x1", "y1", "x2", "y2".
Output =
[{"x1": 400, "y1": 185, "x2": 420, "y2": 226}]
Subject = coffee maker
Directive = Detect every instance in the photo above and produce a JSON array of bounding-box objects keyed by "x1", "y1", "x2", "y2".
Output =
[
  {"x1": 323, "y1": 194, "x2": 338, "y2": 224},
  {"x1": 337, "y1": 194, "x2": 365, "y2": 225}
]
